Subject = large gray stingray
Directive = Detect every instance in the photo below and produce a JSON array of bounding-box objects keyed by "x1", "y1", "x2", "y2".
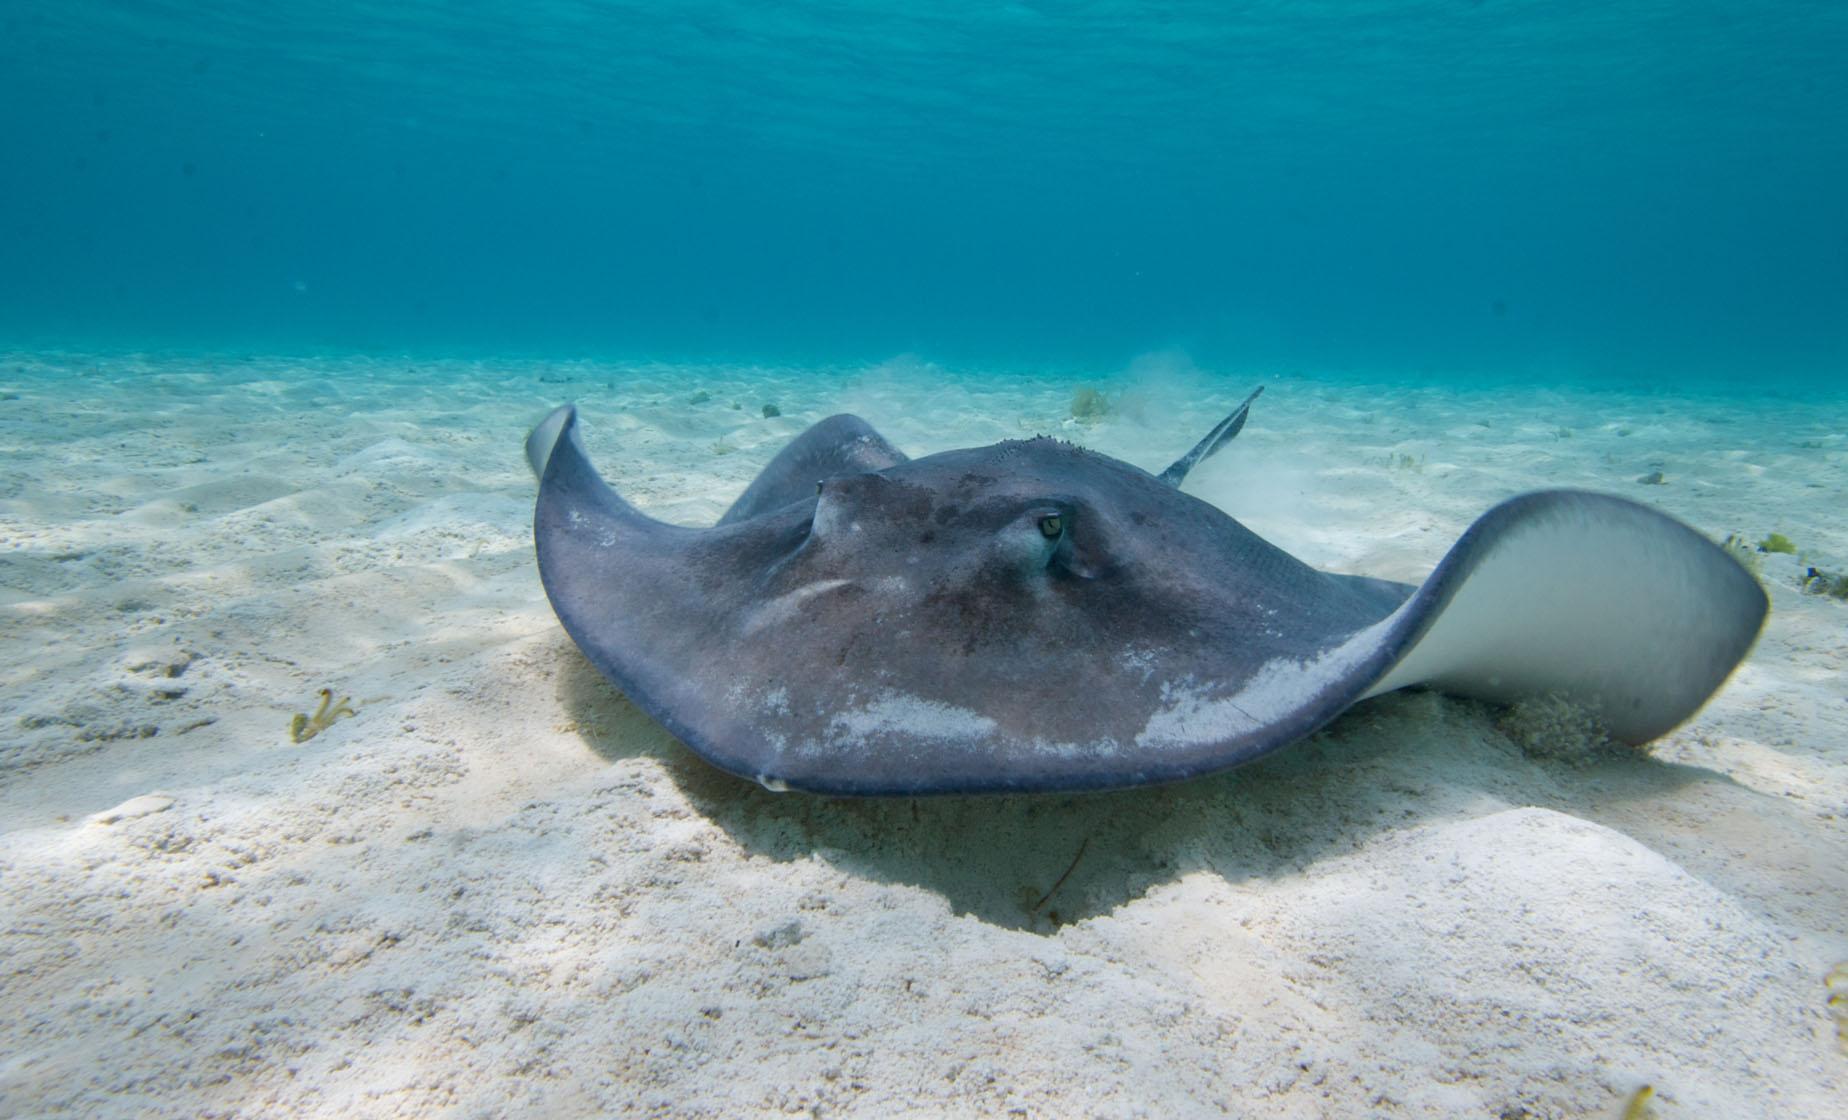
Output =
[{"x1": 527, "y1": 393, "x2": 1766, "y2": 796}]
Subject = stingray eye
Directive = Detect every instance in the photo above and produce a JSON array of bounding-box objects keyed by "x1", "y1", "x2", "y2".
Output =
[{"x1": 1038, "y1": 514, "x2": 1064, "y2": 539}]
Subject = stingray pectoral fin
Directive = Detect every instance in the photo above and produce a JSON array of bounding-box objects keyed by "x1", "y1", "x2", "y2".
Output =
[
  {"x1": 533, "y1": 406, "x2": 716, "y2": 729},
  {"x1": 534, "y1": 407, "x2": 828, "y2": 783},
  {"x1": 1362, "y1": 490, "x2": 1767, "y2": 743},
  {"x1": 526, "y1": 404, "x2": 582, "y2": 480},
  {"x1": 719, "y1": 413, "x2": 908, "y2": 524}
]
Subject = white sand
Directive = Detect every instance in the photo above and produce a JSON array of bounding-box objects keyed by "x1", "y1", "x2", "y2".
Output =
[{"x1": 1, "y1": 352, "x2": 1844, "y2": 1117}]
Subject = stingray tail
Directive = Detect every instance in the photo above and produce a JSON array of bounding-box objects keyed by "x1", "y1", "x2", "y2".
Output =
[{"x1": 1158, "y1": 385, "x2": 1264, "y2": 487}]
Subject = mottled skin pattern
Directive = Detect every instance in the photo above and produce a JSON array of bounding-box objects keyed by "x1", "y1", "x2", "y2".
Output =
[{"x1": 532, "y1": 406, "x2": 1765, "y2": 795}]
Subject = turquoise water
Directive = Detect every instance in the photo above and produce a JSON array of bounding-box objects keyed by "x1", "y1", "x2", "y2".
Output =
[
  {"x1": 3, "y1": 2, "x2": 1844, "y2": 384},
  {"x1": 4, "y1": 9, "x2": 1848, "y2": 1111}
]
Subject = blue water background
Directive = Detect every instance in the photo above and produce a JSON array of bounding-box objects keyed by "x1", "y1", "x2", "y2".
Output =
[{"x1": 3, "y1": 1, "x2": 1844, "y2": 386}]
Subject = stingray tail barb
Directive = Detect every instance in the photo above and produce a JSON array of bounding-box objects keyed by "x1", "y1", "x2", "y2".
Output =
[{"x1": 1158, "y1": 385, "x2": 1264, "y2": 486}]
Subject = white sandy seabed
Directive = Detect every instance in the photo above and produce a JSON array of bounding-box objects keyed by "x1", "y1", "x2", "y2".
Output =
[{"x1": 0, "y1": 351, "x2": 1844, "y2": 1119}]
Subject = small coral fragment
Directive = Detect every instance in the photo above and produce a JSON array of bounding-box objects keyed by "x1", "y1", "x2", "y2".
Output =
[
  {"x1": 289, "y1": 688, "x2": 356, "y2": 743},
  {"x1": 90, "y1": 793, "x2": 174, "y2": 826}
]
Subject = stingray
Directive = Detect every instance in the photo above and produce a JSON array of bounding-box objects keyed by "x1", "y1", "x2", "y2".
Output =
[{"x1": 527, "y1": 392, "x2": 1766, "y2": 796}]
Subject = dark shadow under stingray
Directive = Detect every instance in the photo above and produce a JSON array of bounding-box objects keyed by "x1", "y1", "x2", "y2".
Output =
[{"x1": 555, "y1": 644, "x2": 1748, "y2": 932}]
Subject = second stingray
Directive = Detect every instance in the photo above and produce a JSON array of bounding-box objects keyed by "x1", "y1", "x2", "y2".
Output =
[{"x1": 528, "y1": 391, "x2": 1766, "y2": 796}]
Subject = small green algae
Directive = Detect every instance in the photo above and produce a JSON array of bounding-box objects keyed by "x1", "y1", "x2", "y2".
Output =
[{"x1": 1069, "y1": 386, "x2": 1110, "y2": 421}]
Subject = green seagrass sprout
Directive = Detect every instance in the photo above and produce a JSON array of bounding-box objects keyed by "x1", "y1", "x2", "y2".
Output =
[
  {"x1": 289, "y1": 688, "x2": 355, "y2": 743},
  {"x1": 1757, "y1": 532, "x2": 1797, "y2": 554}
]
